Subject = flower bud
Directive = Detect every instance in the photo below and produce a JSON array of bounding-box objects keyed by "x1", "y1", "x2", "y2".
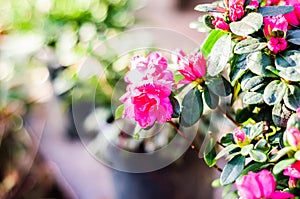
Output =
[
  {"x1": 286, "y1": 127, "x2": 300, "y2": 150},
  {"x1": 233, "y1": 128, "x2": 250, "y2": 146}
]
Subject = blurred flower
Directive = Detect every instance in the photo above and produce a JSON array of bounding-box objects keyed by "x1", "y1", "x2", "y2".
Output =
[
  {"x1": 286, "y1": 127, "x2": 300, "y2": 150},
  {"x1": 263, "y1": 15, "x2": 288, "y2": 38},
  {"x1": 296, "y1": 107, "x2": 300, "y2": 119},
  {"x1": 284, "y1": 0, "x2": 300, "y2": 26},
  {"x1": 266, "y1": 0, "x2": 282, "y2": 6},
  {"x1": 283, "y1": 160, "x2": 300, "y2": 188},
  {"x1": 175, "y1": 51, "x2": 207, "y2": 84},
  {"x1": 233, "y1": 128, "x2": 250, "y2": 146},
  {"x1": 229, "y1": 0, "x2": 245, "y2": 22},
  {"x1": 267, "y1": 37, "x2": 288, "y2": 53},
  {"x1": 120, "y1": 52, "x2": 174, "y2": 128},
  {"x1": 212, "y1": 16, "x2": 230, "y2": 31},
  {"x1": 236, "y1": 170, "x2": 294, "y2": 199}
]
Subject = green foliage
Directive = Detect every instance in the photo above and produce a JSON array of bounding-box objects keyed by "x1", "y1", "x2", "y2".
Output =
[
  {"x1": 229, "y1": 13, "x2": 263, "y2": 36},
  {"x1": 220, "y1": 155, "x2": 245, "y2": 185}
]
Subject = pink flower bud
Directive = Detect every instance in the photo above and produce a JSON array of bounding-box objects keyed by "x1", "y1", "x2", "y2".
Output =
[
  {"x1": 263, "y1": 15, "x2": 288, "y2": 38},
  {"x1": 248, "y1": 0, "x2": 259, "y2": 9},
  {"x1": 267, "y1": 37, "x2": 288, "y2": 53},
  {"x1": 233, "y1": 128, "x2": 247, "y2": 143},
  {"x1": 212, "y1": 16, "x2": 230, "y2": 31},
  {"x1": 286, "y1": 127, "x2": 300, "y2": 149}
]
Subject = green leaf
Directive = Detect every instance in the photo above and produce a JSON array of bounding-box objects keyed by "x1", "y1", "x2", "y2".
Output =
[
  {"x1": 255, "y1": 139, "x2": 269, "y2": 151},
  {"x1": 272, "y1": 103, "x2": 292, "y2": 127},
  {"x1": 249, "y1": 122, "x2": 264, "y2": 139},
  {"x1": 203, "y1": 86, "x2": 219, "y2": 109},
  {"x1": 273, "y1": 158, "x2": 296, "y2": 174},
  {"x1": 220, "y1": 155, "x2": 245, "y2": 185},
  {"x1": 263, "y1": 80, "x2": 287, "y2": 105},
  {"x1": 236, "y1": 106, "x2": 253, "y2": 123},
  {"x1": 234, "y1": 37, "x2": 267, "y2": 54},
  {"x1": 207, "y1": 34, "x2": 232, "y2": 76},
  {"x1": 247, "y1": 51, "x2": 276, "y2": 77},
  {"x1": 249, "y1": 149, "x2": 267, "y2": 162},
  {"x1": 283, "y1": 85, "x2": 300, "y2": 111},
  {"x1": 275, "y1": 50, "x2": 300, "y2": 82},
  {"x1": 204, "y1": 137, "x2": 217, "y2": 167},
  {"x1": 169, "y1": 95, "x2": 180, "y2": 118},
  {"x1": 287, "y1": 30, "x2": 300, "y2": 45},
  {"x1": 258, "y1": 6, "x2": 294, "y2": 16},
  {"x1": 241, "y1": 162, "x2": 270, "y2": 176},
  {"x1": 295, "y1": 150, "x2": 300, "y2": 161},
  {"x1": 241, "y1": 75, "x2": 265, "y2": 91},
  {"x1": 230, "y1": 54, "x2": 248, "y2": 84},
  {"x1": 201, "y1": 29, "x2": 227, "y2": 58},
  {"x1": 211, "y1": 179, "x2": 222, "y2": 187},
  {"x1": 206, "y1": 76, "x2": 232, "y2": 97},
  {"x1": 114, "y1": 104, "x2": 124, "y2": 120},
  {"x1": 229, "y1": 13, "x2": 263, "y2": 36},
  {"x1": 216, "y1": 144, "x2": 239, "y2": 160},
  {"x1": 241, "y1": 144, "x2": 253, "y2": 156},
  {"x1": 180, "y1": 88, "x2": 203, "y2": 127},
  {"x1": 221, "y1": 133, "x2": 234, "y2": 145},
  {"x1": 243, "y1": 92, "x2": 264, "y2": 105}
]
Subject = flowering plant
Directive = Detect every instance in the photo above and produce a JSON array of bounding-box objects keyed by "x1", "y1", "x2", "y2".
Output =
[{"x1": 116, "y1": 0, "x2": 300, "y2": 198}]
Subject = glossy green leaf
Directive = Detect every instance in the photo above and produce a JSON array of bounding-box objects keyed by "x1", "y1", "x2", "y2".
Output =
[
  {"x1": 234, "y1": 37, "x2": 267, "y2": 54},
  {"x1": 275, "y1": 50, "x2": 300, "y2": 81},
  {"x1": 258, "y1": 6, "x2": 294, "y2": 16},
  {"x1": 207, "y1": 34, "x2": 232, "y2": 76},
  {"x1": 272, "y1": 103, "x2": 292, "y2": 127},
  {"x1": 241, "y1": 75, "x2": 265, "y2": 91},
  {"x1": 216, "y1": 144, "x2": 239, "y2": 160},
  {"x1": 241, "y1": 144, "x2": 253, "y2": 156},
  {"x1": 230, "y1": 13, "x2": 263, "y2": 36},
  {"x1": 206, "y1": 76, "x2": 233, "y2": 97},
  {"x1": 180, "y1": 88, "x2": 203, "y2": 127},
  {"x1": 241, "y1": 162, "x2": 270, "y2": 176},
  {"x1": 287, "y1": 30, "x2": 300, "y2": 45},
  {"x1": 203, "y1": 86, "x2": 219, "y2": 109},
  {"x1": 204, "y1": 137, "x2": 217, "y2": 167},
  {"x1": 230, "y1": 54, "x2": 248, "y2": 84},
  {"x1": 249, "y1": 122, "x2": 264, "y2": 139},
  {"x1": 247, "y1": 51, "x2": 276, "y2": 77},
  {"x1": 249, "y1": 149, "x2": 267, "y2": 162},
  {"x1": 283, "y1": 85, "x2": 300, "y2": 111},
  {"x1": 114, "y1": 104, "x2": 124, "y2": 120},
  {"x1": 273, "y1": 158, "x2": 296, "y2": 174},
  {"x1": 263, "y1": 80, "x2": 287, "y2": 105},
  {"x1": 220, "y1": 155, "x2": 245, "y2": 185},
  {"x1": 243, "y1": 92, "x2": 264, "y2": 105},
  {"x1": 201, "y1": 29, "x2": 227, "y2": 58},
  {"x1": 170, "y1": 95, "x2": 180, "y2": 118}
]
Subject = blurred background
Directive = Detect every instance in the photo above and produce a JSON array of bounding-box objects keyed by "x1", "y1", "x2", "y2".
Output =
[{"x1": 0, "y1": 0, "x2": 222, "y2": 198}]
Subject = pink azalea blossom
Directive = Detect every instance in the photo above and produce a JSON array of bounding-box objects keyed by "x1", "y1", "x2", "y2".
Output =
[
  {"x1": 296, "y1": 107, "x2": 300, "y2": 119},
  {"x1": 286, "y1": 127, "x2": 300, "y2": 150},
  {"x1": 236, "y1": 170, "x2": 294, "y2": 199},
  {"x1": 175, "y1": 51, "x2": 207, "y2": 84},
  {"x1": 212, "y1": 16, "x2": 230, "y2": 31},
  {"x1": 120, "y1": 52, "x2": 174, "y2": 128},
  {"x1": 267, "y1": 37, "x2": 288, "y2": 53},
  {"x1": 266, "y1": 0, "x2": 282, "y2": 6},
  {"x1": 284, "y1": 160, "x2": 300, "y2": 188},
  {"x1": 229, "y1": 0, "x2": 245, "y2": 22},
  {"x1": 284, "y1": 0, "x2": 300, "y2": 26},
  {"x1": 263, "y1": 15, "x2": 288, "y2": 38}
]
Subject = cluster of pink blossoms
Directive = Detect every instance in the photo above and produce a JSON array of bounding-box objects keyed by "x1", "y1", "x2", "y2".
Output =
[
  {"x1": 236, "y1": 170, "x2": 294, "y2": 199},
  {"x1": 120, "y1": 52, "x2": 174, "y2": 128}
]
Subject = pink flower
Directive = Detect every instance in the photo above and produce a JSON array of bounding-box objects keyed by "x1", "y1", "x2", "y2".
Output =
[
  {"x1": 286, "y1": 127, "x2": 300, "y2": 150},
  {"x1": 175, "y1": 51, "x2": 207, "y2": 84},
  {"x1": 248, "y1": 0, "x2": 259, "y2": 9},
  {"x1": 284, "y1": 160, "x2": 300, "y2": 188},
  {"x1": 267, "y1": 37, "x2": 288, "y2": 53},
  {"x1": 212, "y1": 16, "x2": 230, "y2": 31},
  {"x1": 120, "y1": 52, "x2": 174, "y2": 128},
  {"x1": 229, "y1": 0, "x2": 245, "y2": 22},
  {"x1": 284, "y1": 0, "x2": 300, "y2": 26},
  {"x1": 233, "y1": 128, "x2": 246, "y2": 143},
  {"x1": 263, "y1": 15, "x2": 288, "y2": 38},
  {"x1": 266, "y1": 0, "x2": 282, "y2": 6},
  {"x1": 296, "y1": 107, "x2": 300, "y2": 119},
  {"x1": 236, "y1": 170, "x2": 294, "y2": 199}
]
